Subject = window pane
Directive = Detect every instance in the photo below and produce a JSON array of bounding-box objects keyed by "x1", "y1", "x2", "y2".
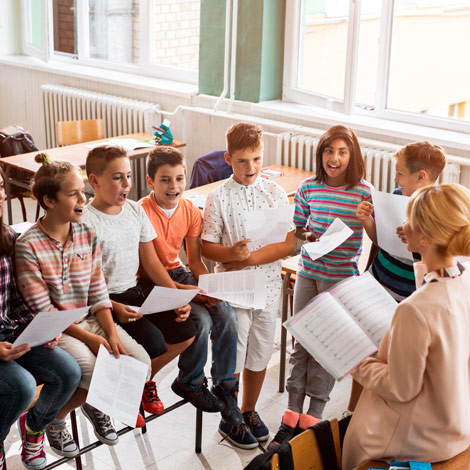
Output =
[
  {"x1": 388, "y1": 1, "x2": 470, "y2": 122},
  {"x1": 29, "y1": 0, "x2": 44, "y2": 49},
  {"x1": 52, "y1": 0, "x2": 77, "y2": 55},
  {"x1": 298, "y1": 0, "x2": 349, "y2": 101},
  {"x1": 151, "y1": 0, "x2": 200, "y2": 70},
  {"x1": 355, "y1": 0, "x2": 382, "y2": 107},
  {"x1": 88, "y1": 0, "x2": 139, "y2": 64}
]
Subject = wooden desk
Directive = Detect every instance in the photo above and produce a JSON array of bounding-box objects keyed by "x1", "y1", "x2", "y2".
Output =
[
  {"x1": 184, "y1": 164, "x2": 314, "y2": 199},
  {"x1": 1, "y1": 133, "x2": 185, "y2": 224}
]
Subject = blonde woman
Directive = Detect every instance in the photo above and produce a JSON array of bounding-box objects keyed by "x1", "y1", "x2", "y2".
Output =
[{"x1": 343, "y1": 183, "x2": 470, "y2": 469}]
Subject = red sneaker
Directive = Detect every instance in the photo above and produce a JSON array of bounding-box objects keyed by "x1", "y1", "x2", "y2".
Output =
[
  {"x1": 17, "y1": 412, "x2": 47, "y2": 470},
  {"x1": 142, "y1": 380, "x2": 164, "y2": 415},
  {"x1": 135, "y1": 413, "x2": 145, "y2": 428},
  {"x1": 0, "y1": 445, "x2": 6, "y2": 470}
]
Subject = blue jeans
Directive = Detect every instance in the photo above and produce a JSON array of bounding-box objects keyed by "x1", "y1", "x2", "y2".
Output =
[
  {"x1": 0, "y1": 344, "x2": 81, "y2": 443},
  {"x1": 170, "y1": 267, "x2": 238, "y2": 384}
]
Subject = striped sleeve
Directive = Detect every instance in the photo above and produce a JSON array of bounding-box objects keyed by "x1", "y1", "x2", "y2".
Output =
[
  {"x1": 15, "y1": 238, "x2": 57, "y2": 313},
  {"x1": 293, "y1": 181, "x2": 311, "y2": 228}
]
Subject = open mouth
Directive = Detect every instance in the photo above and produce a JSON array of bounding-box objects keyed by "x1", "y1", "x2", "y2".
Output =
[
  {"x1": 119, "y1": 193, "x2": 128, "y2": 201},
  {"x1": 327, "y1": 163, "x2": 340, "y2": 170},
  {"x1": 74, "y1": 208, "x2": 84, "y2": 215},
  {"x1": 165, "y1": 192, "x2": 180, "y2": 198}
]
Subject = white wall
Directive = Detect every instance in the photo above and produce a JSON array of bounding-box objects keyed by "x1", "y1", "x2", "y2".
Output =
[{"x1": 0, "y1": 0, "x2": 21, "y2": 55}]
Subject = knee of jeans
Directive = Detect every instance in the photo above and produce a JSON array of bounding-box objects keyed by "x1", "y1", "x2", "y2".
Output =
[
  {"x1": 13, "y1": 372, "x2": 37, "y2": 411},
  {"x1": 190, "y1": 306, "x2": 212, "y2": 335}
]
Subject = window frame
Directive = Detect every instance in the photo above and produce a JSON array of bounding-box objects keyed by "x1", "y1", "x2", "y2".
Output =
[
  {"x1": 283, "y1": 0, "x2": 470, "y2": 134},
  {"x1": 22, "y1": 0, "x2": 199, "y2": 85}
]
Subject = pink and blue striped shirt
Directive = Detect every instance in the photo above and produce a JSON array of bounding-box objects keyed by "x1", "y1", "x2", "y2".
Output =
[
  {"x1": 294, "y1": 178, "x2": 372, "y2": 283},
  {"x1": 15, "y1": 221, "x2": 112, "y2": 316}
]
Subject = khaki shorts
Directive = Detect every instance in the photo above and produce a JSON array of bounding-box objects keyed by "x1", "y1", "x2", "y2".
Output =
[
  {"x1": 59, "y1": 315, "x2": 151, "y2": 389},
  {"x1": 235, "y1": 300, "x2": 280, "y2": 374}
]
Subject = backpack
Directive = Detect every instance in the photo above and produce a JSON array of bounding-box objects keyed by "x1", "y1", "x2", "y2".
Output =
[{"x1": 0, "y1": 125, "x2": 38, "y2": 157}]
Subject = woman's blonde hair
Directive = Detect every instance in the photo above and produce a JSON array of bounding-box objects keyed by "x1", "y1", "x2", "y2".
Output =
[{"x1": 407, "y1": 183, "x2": 470, "y2": 257}]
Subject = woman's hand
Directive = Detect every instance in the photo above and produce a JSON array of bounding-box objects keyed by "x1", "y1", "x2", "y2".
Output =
[
  {"x1": 0, "y1": 341, "x2": 30, "y2": 362},
  {"x1": 43, "y1": 334, "x2": 61, "y2": 349},
  {"x1": 113, "y1": 302, "x2": 143, "y2": 324}
]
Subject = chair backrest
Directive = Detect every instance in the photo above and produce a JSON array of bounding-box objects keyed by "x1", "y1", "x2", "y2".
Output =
[
  {"x1": 271, "y1": 419, "x2": 342, "y2": 470},
  {"x1": 56, "y1": 119, "x2": 104, "y2": 146},
  {"x1": 189, "y1": 150, "x2": 233, "y2": 189}
]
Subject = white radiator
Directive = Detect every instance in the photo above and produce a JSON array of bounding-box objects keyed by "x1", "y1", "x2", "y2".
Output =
[
  {"x1": 41, "y1": 84, "x2": 161, "y2": 148},
  {"x1": 276, "y1": 131, "x2": 465, "y2": 192}
]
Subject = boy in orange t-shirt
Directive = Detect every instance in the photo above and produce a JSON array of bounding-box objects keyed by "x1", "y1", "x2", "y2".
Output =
[{"x1": 139, "y1": 147, "x2": 242, "y2": 427}]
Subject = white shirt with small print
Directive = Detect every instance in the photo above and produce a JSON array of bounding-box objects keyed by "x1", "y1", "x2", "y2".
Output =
[
  {"x1": 82, "y1": 200, "x2": 156, "y2": 294},
  {"x1": 201, "y1": 176, "x2": 294, "y2": 307}
]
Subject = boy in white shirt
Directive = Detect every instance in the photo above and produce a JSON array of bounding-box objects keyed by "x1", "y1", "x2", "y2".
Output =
[{"x1": 202, "y1": 122, "x2": 295, "y2": 449}]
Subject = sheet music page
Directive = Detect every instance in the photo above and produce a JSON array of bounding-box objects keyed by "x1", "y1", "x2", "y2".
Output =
[
  {"x1": 198, "y1": 270, "x2": 267, "y2": 309},
  {"x1": 304, "y1": 218, "x2": 353, "y2": 261},
  {"x1": 284, "y1": 293, "x2": 377, "y2": 379},
  {"x1": 86, "y1": 345, "x2": 148, "y2": 427},
  {"x1": 330, "y1": 272, "x2": 397, "y2": 346},
  {"x1": 13, "y1": 307, "x2": 89, "y2": 348},
  {"x1": 372, "y1": 189, "x2": 413, "y2": 260},
  {"x1": 137, "y1": 286, "x2": 198, "y2": 314},
  {"x1": 244, "y1": 205, "x2": 294, "y2": 250}
]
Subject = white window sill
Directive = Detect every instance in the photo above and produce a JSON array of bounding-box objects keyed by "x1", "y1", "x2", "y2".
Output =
[
  {"x1": 251, "y1": 100, "x2": 470, "y2": 156},
  {"x1": 0, "y1": 55, "x2": 198, "y2": 98}
]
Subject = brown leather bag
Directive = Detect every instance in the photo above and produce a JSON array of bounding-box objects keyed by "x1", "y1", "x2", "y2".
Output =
[{"x1": 0, "y1": 125, "x2": 38, "y2": 157}]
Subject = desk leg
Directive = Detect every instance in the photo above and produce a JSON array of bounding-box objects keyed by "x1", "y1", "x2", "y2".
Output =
[
  {"x1": 195, "y1": 408, "x2": 203, "y2": 453},
  {"x1": 3, "y1": 166, "x2": 13, "y2": 225},
  {"x1": 279, "y1": 272, "x2": 291, "y2": 393}
]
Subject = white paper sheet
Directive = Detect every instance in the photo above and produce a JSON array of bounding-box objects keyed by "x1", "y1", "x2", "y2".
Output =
[
  {"x1": 13, "y1": 307, "x2": 89, "y2": 348},
  {"x1": 372, "y1": 189, "x2": 413, "y2": 260},
  {"x1": 284, "y1": 294, "x2": 377, "y2": 380},
  {"x1": 10, "y1": 221, "x2": 34, "y2": 235},
  {"x1": 245, "y1": 205, "x2": 294, "y2": 249},
  {"x1": 198, "y1": 270, "x2": 267, "y2": 309},
  {"x1": 303, "y1": 218, "x2": 353, "y2": 261},
  {"x1": 134, "y1": 287, "x2": 198, "y2": 314},
  {"x1": 86, "y1": 346, "x2": 148, "y2": 427},
  {"x1": 330, "y1": 272, "x2": 397, "y2": 346},
  {"x1": 86, "y1": 138, "x2": 153, "y2": 152}
]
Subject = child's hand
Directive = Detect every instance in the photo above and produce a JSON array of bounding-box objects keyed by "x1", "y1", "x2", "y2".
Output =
[
  {"x1": 107, "y1": 334, "x2": 128, "y2": 358},
  {"x1": 231, "y1": 240, "x2": 252, "y2": 261},
  {"x1": 0, "y1": 341, "x2": 30, "y2": 362},
  {"x1": 356, "y1": 201, "x2": 374, "y2": 221},
  {"x1": 304, "y1": 232, "x2": 317, "y2": 243},
  {"x1": 175, "y1": 304, "x2": 191, "y2": 322},
  {"x1": 113, "y1": 302, "x2": 143, "y2": 324},
  {"x1": 222, "y1": 259, "x2": 250, "y2": 271},
  {"x1": 193, "y1": 294, "x2": 221, "y2": 308},
  {"x1": 396, "y1": 225, "x2": 408, "y2": 244},
  {"x1": 43, "y1": 334, "x2": 61, "y2": 349},
  {"x1": 87, "y1": 334, "x2": 114, "y2": 357}
]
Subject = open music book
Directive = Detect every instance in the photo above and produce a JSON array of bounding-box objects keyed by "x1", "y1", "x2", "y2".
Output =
[{"x1": 283, "y1": 272, "x2": 397, "y2": 380}]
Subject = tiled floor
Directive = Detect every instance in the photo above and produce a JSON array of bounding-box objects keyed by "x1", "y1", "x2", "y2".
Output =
[{"x1": 4, "y1": 197, "x2": 356, "y2": 470}]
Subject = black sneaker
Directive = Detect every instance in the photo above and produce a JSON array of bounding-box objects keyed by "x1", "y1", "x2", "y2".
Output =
[
  {"x1": 46, "y1": 420, "x2": 79, "y2": 457},
  {"x1": 243, "y1": 411, "x2": 269, "y2": 442},
  {"x1": 267, "y1": 422, "x2": 299, "y2": 451},
  {"x1": 212, "y1": 383, "x2": 243, "y2": 426},
  {"x1": 81, "y1": 404, "x2": 119, "y2": 446},
  {"x1": 218, "y1": 420, "x2": 258, "y2": 450},
  {"x1": 171, "y1": 377, "x2": 224, "y2": 412}
]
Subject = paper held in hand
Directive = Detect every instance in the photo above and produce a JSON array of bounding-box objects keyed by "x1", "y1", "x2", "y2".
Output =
[
  {"x1": 303, "y1": 218, "x2": 353, "y2": 261},
  {"x1": 13, "y1": 307, "x2": 89, "y2": 348},
  {"x1": 86, "y1": 345, "x2": 148, "y2": 427},
  {"x1": 371, "y1": 189, "x2": 413, "y2": 260},
  {"x1": 283, "y1": 272, "x2": 397, "y2": 380},
  {"x1": 244, "y1": 205, "x2": 294, "y2": 250},
  {"x1": 198, "y1": 270, "x2": 267, "y2": 309},
  {"x1": 129, "y1": 286, "x2": 198, "y2": 314}
]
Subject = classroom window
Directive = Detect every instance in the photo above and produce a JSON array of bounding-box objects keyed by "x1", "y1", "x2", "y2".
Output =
[
  {"x1": 284, "y1": 0, "x2": 470, "y2": 132},
  {"x1": 22, "y1": 0, "x2": 200, "y2": 83}
]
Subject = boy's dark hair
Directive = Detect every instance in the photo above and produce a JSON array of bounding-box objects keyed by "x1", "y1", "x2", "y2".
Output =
[
  {"x1": 315, "y1": 125, "x2": 365, "y2": 189},
  {"x1": 395, "y1": 141, "x2": 446, "y2": 182},
  {"x1": 225, "y1": 122, "x2": 263, "y2": 156},
  {"x1": 86, "y1": 145, "x2": 127, "y2": 177},
  {"x1": 146, "y1": 147, "x2": 186, "y2": 179},
  {"x1": 32, "y1": 153, "x2": 79, "y2": 210}
]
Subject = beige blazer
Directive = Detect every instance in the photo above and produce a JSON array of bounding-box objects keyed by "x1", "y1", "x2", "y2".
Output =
[{"x1": 342, "y1": 267, "x2": 470, "y2": 470}]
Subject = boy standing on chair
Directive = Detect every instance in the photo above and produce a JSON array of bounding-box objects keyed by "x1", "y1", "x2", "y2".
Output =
[
  {"x1": 201, "y1": 122, "x2": 295, "y2": 449},
  {"x1": 139, "y1": 147, "x2": 242, "y2": 427}
]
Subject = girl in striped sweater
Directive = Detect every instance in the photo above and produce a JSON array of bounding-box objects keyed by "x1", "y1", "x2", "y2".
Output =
[
  {"x1": 269, "y1": 125, "x2": 371, "y2": 449},
  {"x1": 15, "y1": 155, "x2": 151, "y2": 456}
]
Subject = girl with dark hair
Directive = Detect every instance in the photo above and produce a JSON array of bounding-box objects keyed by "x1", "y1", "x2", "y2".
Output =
[{"x1": 0, "y1": 166, "x2": 81, "y2": 470}]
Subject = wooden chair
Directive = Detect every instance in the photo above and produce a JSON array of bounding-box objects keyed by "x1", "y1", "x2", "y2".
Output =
[
  {"x1": 55, "y1": 119, "x2": 104, "y2": 147},
  {"x1": 271, "y1": 419, "x2": 342, "y2": 470},
  {"x1": 356, "y1": 447, "x2": 470, "y2": 470}
]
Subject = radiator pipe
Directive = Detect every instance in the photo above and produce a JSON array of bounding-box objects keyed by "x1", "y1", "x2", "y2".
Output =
[{"x1": 226, "y1": 0, "x2": 238, "y2": 114}]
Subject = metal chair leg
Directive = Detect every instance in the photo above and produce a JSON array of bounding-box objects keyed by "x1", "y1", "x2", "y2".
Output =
[
  {"x1": 195, "y1": 408, "x2": 203, "y2": 453},
  {"x1": 70, "y1": 410, "x2": 83, "y2": 470}
]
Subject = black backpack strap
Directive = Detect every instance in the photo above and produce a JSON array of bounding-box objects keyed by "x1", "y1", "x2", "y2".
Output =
[
  {"x1": 339, "y1": 415, "x2": 352, "y2": 450},
  {"x1": 243, "y1": 442, "x2": 294, "y2": 470},
  {"x1": 309, "y1": 421, "x2": 340, "y2": 470},
  {"x1": 277, "y1": 441, "x2": 294, "y2": 470}
]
